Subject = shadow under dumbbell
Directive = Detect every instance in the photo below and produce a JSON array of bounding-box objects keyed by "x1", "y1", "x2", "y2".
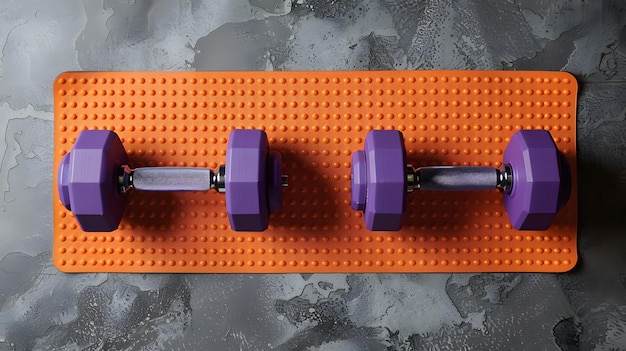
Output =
[
  {"x1": 555, "y1": 153, "x2": 626, "y2": 303},
  {"x1": 402, "y1": 152, "x2": 511, "y2": 236},
  {"x1": 574, "y1": 157, "x2": 626, "y2": 268},
  {"x1": 117, "y1": 152, "x2": 224, "y2": 237},
  {"x1": 267, "y1": 145, "x2": 341, "y2": 237},
  {"x1": 122, "y1": 191, "x2": 217, "y2": 234},
  {"x1": 402, "y1": 153, "x2": 469, "y2": 234}
]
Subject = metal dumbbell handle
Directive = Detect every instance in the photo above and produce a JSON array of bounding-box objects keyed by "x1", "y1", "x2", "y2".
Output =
[
  {"x1": 119, "y1": 166, "x2": 288, "y2": 193},
  {"x1": 119, "y1": 166, "x2": 226, "y2": 193},
  {"x1": 407, "y1": 165, "x2": 512, "y2": 193}
]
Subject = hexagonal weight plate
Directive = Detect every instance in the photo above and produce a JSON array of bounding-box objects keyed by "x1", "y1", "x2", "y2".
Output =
[
  {"x1": 503, "y1": 130, "x2": 570, "y2": 230},
  {"x1": 362, "y1": 130, "x2": 407, "y2": 231},
  {"x1": 58, "y1": 130, "x2": 128, "y2": 232},
  {"x1": 225, "y1": 129, "x2": 270, "y2": 231}
]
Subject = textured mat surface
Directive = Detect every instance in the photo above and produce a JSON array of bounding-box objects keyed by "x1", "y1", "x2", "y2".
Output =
[{"x1": 53, "y1": 70, "x2": 578, "y2": 273}]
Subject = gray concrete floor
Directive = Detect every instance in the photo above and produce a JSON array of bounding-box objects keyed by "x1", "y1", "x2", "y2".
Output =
[{"x1": 1, "y1": 1, "x2": 625, "y2": 350}]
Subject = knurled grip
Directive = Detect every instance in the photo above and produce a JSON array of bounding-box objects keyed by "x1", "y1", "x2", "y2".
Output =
[
  {"x1": 132, "y1": 168, "x2": 213, "y2": 192},
  {"x1": 418, "y1": 166, "x2": 498, "y2": 191}
]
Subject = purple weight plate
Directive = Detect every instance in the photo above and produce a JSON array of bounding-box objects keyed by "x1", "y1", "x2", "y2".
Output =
[
  {"x1": 60, "y1": 130, "x2": 128, "y2": 232},
  {"x1": 503, "y1": 130, "x2": 564, "y2": 230},
  {"x1": 225, "y1": 129, "x2": 270, "y2": 231},
  {"x1": 351, "y1": 150, "x2": 367, "y2": 211},
  {"x1": 363, "y1": 130, "x2": 407, "y2": 231}
]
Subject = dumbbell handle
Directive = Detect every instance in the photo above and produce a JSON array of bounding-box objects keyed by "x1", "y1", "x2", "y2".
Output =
[
  {"x1": 119, "y1": 166, "x2": 226, "y2": 193},
  {"x1": 409, "y1": 165, "x2": 512, "y2": 192}
]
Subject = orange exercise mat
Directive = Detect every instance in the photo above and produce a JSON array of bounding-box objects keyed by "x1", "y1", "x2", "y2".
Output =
[{"x1": 53, "y1": 70, "x2": 578, "y2": 273}]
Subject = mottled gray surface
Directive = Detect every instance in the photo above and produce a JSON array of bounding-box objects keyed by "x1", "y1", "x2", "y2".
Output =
[{"x1": 1, "y1": 0, "x2": 625, "y2": 350}]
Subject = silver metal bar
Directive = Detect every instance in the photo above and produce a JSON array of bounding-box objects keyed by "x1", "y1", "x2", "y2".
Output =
[
  {"x1": 131, "y1": 167, "x2": 214, "y2": 192},
  {"x1": 417, "y1": 166, "x2": 498, "y2": 191}
]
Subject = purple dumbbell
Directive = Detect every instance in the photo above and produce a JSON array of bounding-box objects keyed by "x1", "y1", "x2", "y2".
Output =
[
  {"x1": 351, "y1": 130, "x2": 571, "y2": 231},
  {"x1": 58, "y1": 129, "x2": 287, "y2": 232}
]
